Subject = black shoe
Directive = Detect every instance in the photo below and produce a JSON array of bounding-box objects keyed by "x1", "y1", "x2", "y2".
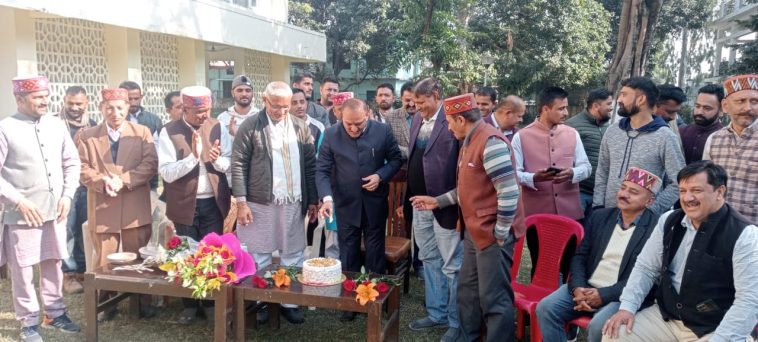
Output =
[
  {"x1": 97, "y1": 308, "x2": 117, "y2": 323},
  {"x1": 202, "y1": 306, "x2": 216, "y2": 324},
  {"x1": 257, "y1": 306, "x2": 269, "y2": 325},
  {"x1": 178, "y1": 308, "x2": 197, "y2": 325},
  {"x1": 280, "y1": 307, "x2": 305, "y2": 324},
  {"x1": 340, "y1": 311, "x2": 356, "y2": 322},
  {"x1": 140, "y1": 305, "x2": 158, "y2": 319}
]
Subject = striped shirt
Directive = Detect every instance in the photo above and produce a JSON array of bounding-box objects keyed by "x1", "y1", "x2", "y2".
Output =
[{"x1": 437, "y1": 135, "x2": 520, "y2": 240}]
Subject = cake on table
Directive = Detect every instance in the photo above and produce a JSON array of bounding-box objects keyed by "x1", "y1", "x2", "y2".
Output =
[{"x1": 302, "y1": 257, "x2": 343, "y2": 285}]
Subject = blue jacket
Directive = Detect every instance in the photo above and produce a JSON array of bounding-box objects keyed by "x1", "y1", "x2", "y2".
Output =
[{"x1": 316, "y1": 120, "x2": 402, "y2": 227}]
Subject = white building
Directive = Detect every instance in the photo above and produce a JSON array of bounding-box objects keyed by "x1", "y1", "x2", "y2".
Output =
[
  {"x1": 711, "y1": 0, "x2": 757, "y2": 78},
  {"x1": 0, "y1": 0, "x2": 326, "y2": 120}
]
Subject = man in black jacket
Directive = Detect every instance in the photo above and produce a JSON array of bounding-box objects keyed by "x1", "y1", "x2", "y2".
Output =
[
  {"x1": 316, "y1": 98, "x2": 402, "y2": 321},
  {"x1": 536, "y1": 167, "x2": 662, "y2": 342}
]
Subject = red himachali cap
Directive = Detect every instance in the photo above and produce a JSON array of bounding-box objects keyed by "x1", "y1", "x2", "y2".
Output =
[
  {"x1": 12, "y1": 76, "x2": 49, "y2": 94},
  {"x1": 444, "y1": 93, "x2": 476, "y2": 115},
  {"x1": 723, "y1": 74, "x2": 758, "y2": 98},
  {"x1": 332, "y1": 92, "x2": 354, "y2": 106},
  {"x1": 101, "y1": 88, "x2": 128, "y2": 101},
  {"x1": 181, "y1": 86, "x2": 213, "y2": 109},
  {"x1": 623, "y1": 167, "x2": 662, "y2": 194}
]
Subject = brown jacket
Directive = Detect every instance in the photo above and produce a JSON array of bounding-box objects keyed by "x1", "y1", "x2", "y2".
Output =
[
  {"x1": 77, "y1": 122, "x2": 158, "y2": 233},
  {"x1": 162, "y1": 118, "x2": 231, "y2": 226}
]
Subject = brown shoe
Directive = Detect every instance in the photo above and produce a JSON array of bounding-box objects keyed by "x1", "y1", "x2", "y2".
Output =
[
  {"x1": 63, "y1": 274, "x2": 83, "y2": 294},
  {"x1": 75, "y1": 273, "x2": 85, "y2": 283}
]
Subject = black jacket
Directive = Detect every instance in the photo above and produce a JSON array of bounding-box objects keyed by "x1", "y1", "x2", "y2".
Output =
[
  {"x1": 316, "y1": 120, "x2": 402, "y2": 227},
  {"x1": 569, "y1": 207, "x2": 658, "y2": 304}
]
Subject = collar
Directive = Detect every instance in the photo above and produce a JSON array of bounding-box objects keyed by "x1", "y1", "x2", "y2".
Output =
[
  {"x1": 584, "y1": 111, "x2": 609, "y2": 126},
  {"x1": 727, "y1": 118, "x2": 758, "y2": 136},
  {"x1": 227, "y1": 105, "x2": 255, "y2": 118},
  {"x1": 463, "y1": 121, "x2": 482, "y2": 146},
  {"x1": 617, "y1": 211, "x2": 643, "y2": 229},
  {"x1": 422, "y1": 113, "x2": 437, "y2": 124}
]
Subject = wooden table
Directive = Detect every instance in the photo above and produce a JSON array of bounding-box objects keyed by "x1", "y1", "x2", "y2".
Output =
[
  {"x1": 84, "y1": 263, "x2": 229, "y2": 342},
  {"x1": 233, "y1": 266, "x2": 400, "y2": 342}
]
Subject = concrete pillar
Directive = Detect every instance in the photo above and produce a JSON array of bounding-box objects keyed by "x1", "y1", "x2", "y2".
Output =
[
  {"x1": 103, "y1": 25, "x2": 128, "y2": 87},
  {"x1": 270, "y1": 55, "x2": 290, "y2": 83},
  {"x1": 177, "y1": 38, "x2": 207, "y2": 87}
]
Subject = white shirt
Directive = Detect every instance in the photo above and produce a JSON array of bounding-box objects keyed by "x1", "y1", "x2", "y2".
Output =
[
  {"x1": 588, "y1": 223, "x2": 636, "y2": 288},
  {"x1": 511, "y1": 128, "x2": 592, "y2": 190},
  {"x1": 157, "y1": 119, "x2": 230, "y2": 199},
  {"x1": 106, "y1": 123, "x2": 123, "y2": 142}
]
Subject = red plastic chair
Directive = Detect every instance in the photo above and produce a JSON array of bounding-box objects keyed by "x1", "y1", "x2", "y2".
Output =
[
  {"x1": 513, "y1": 214, "x2": 584, "y2": 341},
  {"x1": 567, "y1": 316, "x2": 591, "y2": 330}
]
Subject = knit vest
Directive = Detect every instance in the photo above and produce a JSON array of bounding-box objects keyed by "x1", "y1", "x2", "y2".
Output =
[
  {"x1": 679, "y1": 122, "x2": 723, "y2": 164},
  {"x1": 707, "y1": 126, "x2": 758, "y2": 223},
  {"x1": 163, "y1": 118, "x2": 231, "y2": 226},
  {"x1": 518, "y1": 122, "x2": 583, "y2": 220},
  {"x1": 458, "y1": 122, "x2": 526, "y2": 250},
  {"x1": 0, "y1": 113, "x2": 68, "y2": 224},
  {"x1": 657, "y1": 205, "x2": 748, "y2": 337},
  {"x1": 565, "y1": 111, "x2": 608, "y2": 194}
]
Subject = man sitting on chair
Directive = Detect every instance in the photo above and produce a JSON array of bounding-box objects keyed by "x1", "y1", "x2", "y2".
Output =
[{"x1": 536, "y1": 167, "x2": 661, "y2": 342}]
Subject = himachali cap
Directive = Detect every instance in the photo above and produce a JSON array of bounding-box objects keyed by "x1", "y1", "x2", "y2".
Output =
[
  {"x1": 332, "y1": 92, "x2": 354, "y2": 106},
  {"x1": 723, "y1": 74, "x2": 758, "y2": 98},
  {"x1": 232, "y1": 75, "x2": 252, "y2": 90},
  {"x1": 181, "y1": 86, "x2": 213, "y2": 109},
  {"x1": 444, "y1": 93, "x2": 476, "y2": 115},
  {"x1": 12, "y1": 76, "x2": 49, "y2": 95},
  {"x1": 101, "y1": 88, "x2": 128, "y2": 101},
  {"x1": 624, "y1": 167, "x2": 662, "y2": 195}
]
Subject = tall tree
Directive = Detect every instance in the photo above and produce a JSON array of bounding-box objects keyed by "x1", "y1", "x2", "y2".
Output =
[{"x1": 605, "y1": 0, "x2": 663, "y2": 92}]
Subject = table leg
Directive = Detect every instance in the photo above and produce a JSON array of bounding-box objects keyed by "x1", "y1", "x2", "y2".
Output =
[
  {"x1": 215, "y1": 288, "x2": 228, "y2": 342},
  {"x1": 234, "y1": 289, "x2": 246, "y2": 342},
  {"x1": 367, "y1": 301, "x2": 382, "y2": 342},
  {"x1": 84, "y1": 273, "x2": 97, "y2": 342},
  {"x1": 268, "y1": 303, "x2": 281, "y2": 330},
  {"x1": 386, "y1": 287, "x2": 401, "y2": 342}
]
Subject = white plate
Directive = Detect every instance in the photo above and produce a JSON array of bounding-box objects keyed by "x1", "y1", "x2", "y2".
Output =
[
  {"x1": 139, "y1": 246, "x2": 160, "y2": 260},
  {"x1": 107, "y1": 252, "x2": 137, "y2": 265}
]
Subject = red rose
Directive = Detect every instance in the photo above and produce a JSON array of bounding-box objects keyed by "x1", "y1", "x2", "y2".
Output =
[
  {"x1": 376, "y1": 281, "x2": 389, "y2": 293},
  {"x1": 252, "y1": 276, "x2": 268, "y2": 289},
  {"x1": 167, "y1": 236, "x2": 181, "y2": 250},
  {"x1": 343, "y1": 279, "x2": 357, "y2": 292}
]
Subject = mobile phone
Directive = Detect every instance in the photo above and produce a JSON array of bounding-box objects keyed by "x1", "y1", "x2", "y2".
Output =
[{"x1": 546, "y1": 167, "x2": 562, "y2": 174}]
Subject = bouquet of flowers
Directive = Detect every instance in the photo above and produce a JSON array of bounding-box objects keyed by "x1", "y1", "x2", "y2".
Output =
[
  {"x1": 160, "y1": 233, "x2": 256, "y2": 298},
  {"x1": 341, "y1": 268, "x2": 399, "y2": 305}
]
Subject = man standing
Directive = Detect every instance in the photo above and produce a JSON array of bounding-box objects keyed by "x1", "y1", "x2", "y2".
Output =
[
  {"x1": 164, "y1": 91, "x2": 183, "y2": 122},
  {"x1": 536, "y1": 167, "x2": 661, "y2": 342},
  {"x1": 78, "y1": 87, "x2": 158, "y2": 320},
  {"x1": 483, "y1": 95, "x2": 525, "y2": 141},
  {"x1": 679, "y1": 84, "x2": 724, "y2": 164},
  {"x1": 566, "y1": 88, "x2": 613, "y2": 219},
  {"x1": 0, "y1": 76, "x2": 81, "y2": 341},
  {"x1": 475, "y1": 86, "x2": 498, "y2": 117},
  {"x1": 374, "y1": 83, "x2": 396, "y2": 123},
  {"x1": 54, "y1": 86, "x2": 97, "y2": 294},
  {"x1": 512, "y1": 86, "x2": 591, "y2": 220},
  {"x1": 158, "y1": 86, "x2": 232, "y2": 324},
  {"x1": 292, "y1": 72, "x2": 330, "y2": 128},
  {"x1": 329, "y1": 92, "x2": 353, "y2": 122},
  {"x1": 411, "y1": 93, "x2": 521, "y2": 341},
  {"x1": 320, "y1": 77, "x2": 340, "y2": 124},
  {"x1": 703, "y1": 74, "x2": 758, "y2": 223},
  {"x1": 317, "y1": 98, "x2": 402, "y2": 321},
  {"x1": 655, "y1": 85, "x2": 688, "y2": 152},
  {"x1": 403, "y1": 78, "x2": 462, "y2": 341},
  {"x1": 118, "y1": 81, "x2": 163, "y2": 135},
  {"x1": 232, "y1": 82, "x2": 317, "y2": 324},
  {"x1": 217, "y1": 75, "x2": 260, "y2": 176},
  {"x1": 594, "y1": 77, "x2": 685, "y2": 215},
  {"x1": 603, "y1": 161, "x2": 758, "y2": 341},
  {"x1": 384, "y1": 81, "x2": 416, "y2": 161}
]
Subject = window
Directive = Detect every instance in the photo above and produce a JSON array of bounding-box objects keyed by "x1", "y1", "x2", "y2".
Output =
[
  {"x1": 221, "y1": 80, "x2": 233, "y2": 99},
  {"x1": 231, "y1": 0, "x2": 257, "y2": 8}
]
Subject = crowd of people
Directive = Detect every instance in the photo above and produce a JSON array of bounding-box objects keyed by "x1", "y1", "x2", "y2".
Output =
[{"x1": 0, "y1": 70, "x2": 756, "y2": 342}]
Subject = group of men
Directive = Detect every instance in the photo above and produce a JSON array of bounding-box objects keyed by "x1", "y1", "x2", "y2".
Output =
[{"x1": 0, "y1": 69, "x2": 756, "y2": 342}]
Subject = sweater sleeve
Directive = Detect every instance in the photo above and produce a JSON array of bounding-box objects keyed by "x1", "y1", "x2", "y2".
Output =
[
  {"x1": 650, "y1": 131, "x2": 686, "y2": 215},
  {"x1": 483, "y1": 136, "x2": 519, "y2": 240},
  {"x1": 593, "y1": 132, "x2": 611, "y2": 208}
]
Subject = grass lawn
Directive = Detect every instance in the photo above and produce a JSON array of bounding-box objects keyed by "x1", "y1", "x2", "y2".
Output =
[{"x1": 0, "y1": 246, "x2": 590, "y2": 341}]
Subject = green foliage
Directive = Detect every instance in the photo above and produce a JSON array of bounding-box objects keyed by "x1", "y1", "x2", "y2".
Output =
[{"x1": 723, "y1": 15, "x2": 758, "y2": 76}]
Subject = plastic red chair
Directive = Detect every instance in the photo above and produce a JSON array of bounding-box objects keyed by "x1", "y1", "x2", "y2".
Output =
[
  {"x1": 568, "y1": 316, "x2": 591, "y2": 330},
  {"x1": 513, "y1": 214, "x2": 584, "y2": 341}
]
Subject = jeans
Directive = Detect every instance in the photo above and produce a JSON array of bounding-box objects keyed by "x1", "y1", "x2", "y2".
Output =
[
  {"x1": 580, "y1": 191, "x2": 594, "y2": 221},
  {"x1": 62, "y1": 186, "x2": 87, "y2": 274},
  {"x1": 535, "y1": 284, "x2": 620, "y2": 342},
  {"x1": 413, "y1": 209, "x2": 463, "y2": 328}
]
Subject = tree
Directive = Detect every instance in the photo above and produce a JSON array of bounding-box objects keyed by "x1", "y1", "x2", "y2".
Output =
[
  {"x1": 723, "y1": 14, "x2": 758, "y2": 75},
  {"x1": 605, "y1": 0, "x2": 663, "y2": 92}
]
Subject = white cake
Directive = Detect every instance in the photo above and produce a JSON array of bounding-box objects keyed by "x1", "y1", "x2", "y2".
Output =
[{"x1": 302, "y1": 257, "x2": 342, "y2": 285}]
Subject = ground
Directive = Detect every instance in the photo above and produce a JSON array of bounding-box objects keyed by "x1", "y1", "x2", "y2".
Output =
[{"x1": 0, "y1": 248, "x2": 589, "y2": 341}]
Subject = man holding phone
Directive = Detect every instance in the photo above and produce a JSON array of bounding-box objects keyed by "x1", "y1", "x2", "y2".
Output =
[{"x1": 511, "y1": 86, "x2": 592, "y2": 280}]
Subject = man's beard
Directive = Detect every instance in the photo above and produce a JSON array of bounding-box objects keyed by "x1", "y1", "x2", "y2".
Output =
[
  {"x1": 129, "y1": 105, "x2": 139, "y2": 114},
  {"x1": 379, "y1": 102, "x2": 392, "y2": 110},
  {"x1": 617, "y1": 103, "x2": 640, "y2": 118},
  {"x1": 64, "y1": 108, "x2": 84, "y2": 120},
  {"x1": 235, "y1": 98, "x2": 251, "y2": 108},
  {"x1": 694, "y1": 113, "x2": 719, "y2": 127}
]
